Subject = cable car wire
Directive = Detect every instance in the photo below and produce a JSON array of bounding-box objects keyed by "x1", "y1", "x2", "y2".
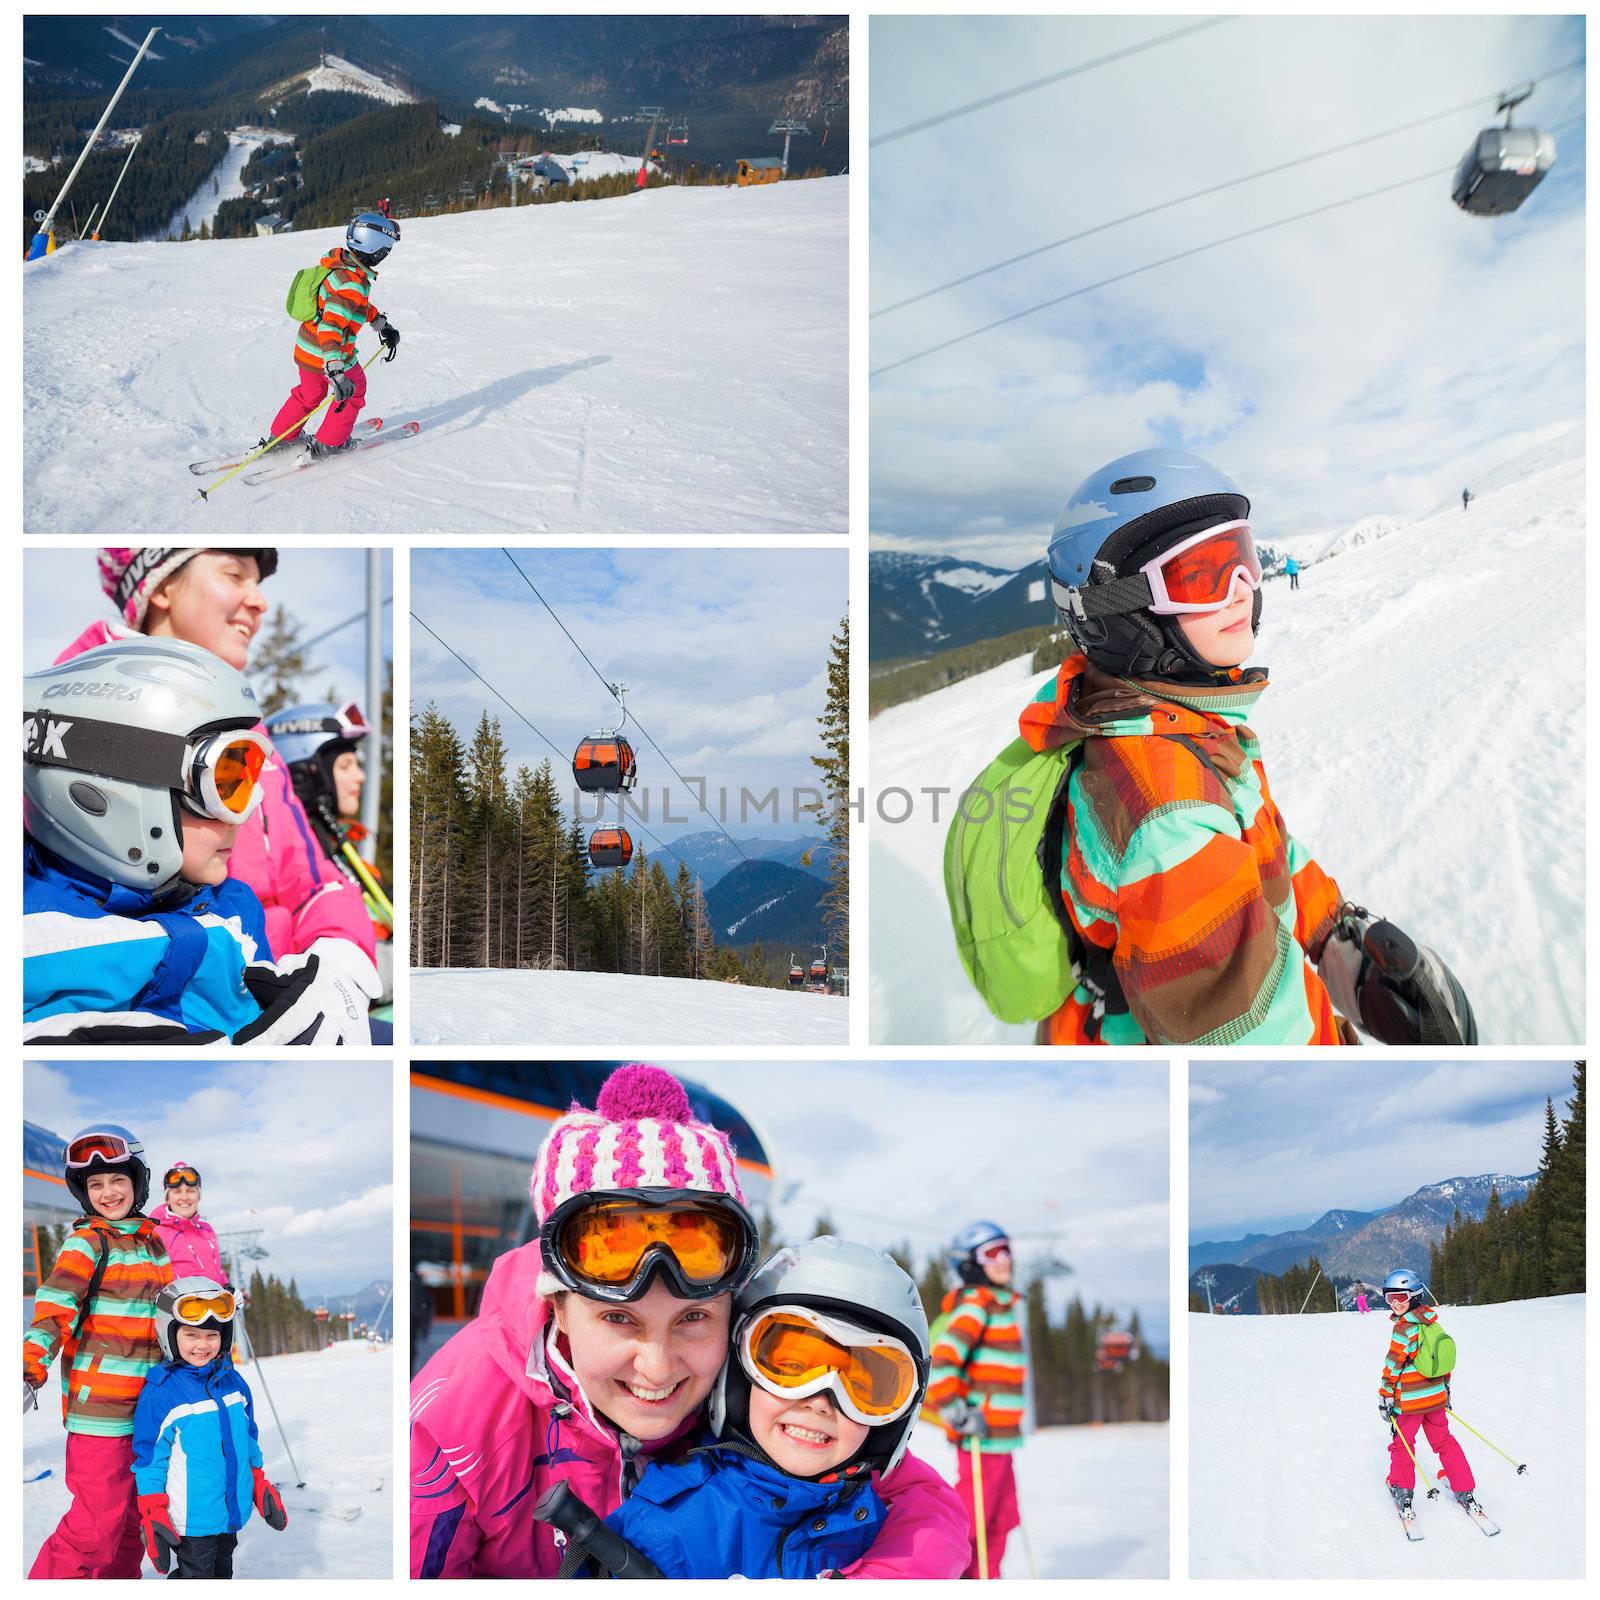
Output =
[
  {"x1": 870, "y1": 115, "x2": 1583, "y2": 381},
  {"x1": 499, "y1": 549, "x2": 752, "y2": 865},
  {"x1": 871, "y1": 16, "x2": 1233, "y2": 148},
  {"x1": 871, "y1": 58, "x2": 1585, "y2": 320}
]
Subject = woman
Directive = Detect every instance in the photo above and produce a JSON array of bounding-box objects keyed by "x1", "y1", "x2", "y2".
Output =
[
  {"x1": 149, "y1": 1161, "x2": 227, "y2": 1287},
  {"x1": 408, "y1": 1065, "x2": 970, "y2": 1578}
]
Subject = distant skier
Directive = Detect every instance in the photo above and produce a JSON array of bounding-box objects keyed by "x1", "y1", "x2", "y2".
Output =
[
  {"x1": 1355, "y1": 1288, "x2": 1370, "y2": 1314},
  {"x1": 267, "y1": 211, "x2": 402, "y2": 460},
  {"x1": 1285, "y1": 554, "x2": 1301, "y2": 590},
  {"x1": 1379, "y1": 1269, "x2": 1481, "y2": 1520},
  {"x1": 1462, "y1": 488, "x2": 1473, "y2": 511}
]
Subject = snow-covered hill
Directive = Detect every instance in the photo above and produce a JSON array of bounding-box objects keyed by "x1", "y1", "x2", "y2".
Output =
[
  {"x1": 149, "y1": 128, "x2": 294, "y2": 242},
  {"x1": 911, "y1": 1419, "x2": 1167, "y2": 1577},
  {"x1": 24, "y1": 177, "x2": 846, "y2": 535},
  {"x1": 23, "y1": 1341, "x2": 393, "y2": 1577},
  {"x1": 297, "y1": 53, "x2": 415, "y2": 104},
  {"x1": 869, "y1": 428, "x2": 1584, "y2": 1044},
  {"x1": 1190, "y1": 1296, "x2": 1584, "y2": 1577},
  {"x1": 412, "y1": 967, "x2": 847, "y2": 1044}
]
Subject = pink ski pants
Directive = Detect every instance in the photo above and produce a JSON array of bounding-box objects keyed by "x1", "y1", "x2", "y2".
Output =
[
  {"x1": 271, "y1": 359, "x2": 367, "y2": 447},
  {"x1": 956, "y1": 1446, "x2": 1020, "y2": 1579},
  {"x1": 29, "y1": 1431, "x2": 145, "y2": 1578},
  {"x1": 1388, "y1": 1407, "x2": 1476, "y2": 1493}
]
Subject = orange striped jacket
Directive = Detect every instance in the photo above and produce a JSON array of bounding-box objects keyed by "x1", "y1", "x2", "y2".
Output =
[
  {"x1": 1380, "y1": 1305, "x2": 1451, "y2": 1415},
  {"x1": 24, "y1": 1216, "x2": 171, "y2": 1436},
  {"x1": 927, "y1": 1285, "x2": 1027, "y2": 1453},
  {"x1": 294, "y1": 249, "x2": 382, "y2": 374}
]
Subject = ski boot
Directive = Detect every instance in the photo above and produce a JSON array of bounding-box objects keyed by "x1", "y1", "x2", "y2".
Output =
[
  {"x1": 1389, "y1": 1484, "x2": 1414, "y2": 1514},
  {"x1": 306, "y1": 436, "x2": 359, "y2": 460},
  {"x1": 1454, "y1": 1490, "x2": 1480, "y2": 1512}
]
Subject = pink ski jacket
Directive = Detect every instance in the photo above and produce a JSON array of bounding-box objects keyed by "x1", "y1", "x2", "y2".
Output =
[
  {"x1": 148, "y1": 1204, "x2": 226, "y2": 1285},
  {"x1": 409, "y1": 1242, "x2": 971, "y2": 1579},
  {"x1": 55, "y1": 622, "x2": 375, "y2": 962}
]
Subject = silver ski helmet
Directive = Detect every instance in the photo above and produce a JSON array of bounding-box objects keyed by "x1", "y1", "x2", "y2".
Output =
[
  {"x1": 155, "y1": 1275, "x2": 236, "y2": 1362},
  {"x1": 711, "y1": 1236, "x2": 931, "y2": 1477},
  {"x1": 63, "y1": 1124, "x2": 151, "y2": 1216},
  {"x1": 346, "y1": 211, "x2": 399, "y2": 269},
  {"x1": 1047, "y1": 447, "x2": 1257, "y2": 679},
  {"x1": 1382, "y1": 1268, "x2": 1425, "y2": 1305},
  {"x1": 946, "y1": 1219, "x2": 1009, "y2": 1287},
  {"x1": 24, "y1": 637, "x2": 268, "y2": 894}
]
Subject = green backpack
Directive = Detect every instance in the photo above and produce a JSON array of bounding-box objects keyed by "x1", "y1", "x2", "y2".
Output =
[
  {"x1": 285, "y1": 263, "x2": 333, "y2": 323},
  {"x1": 1413, "y1": 1318, "x2": 1457, "y2": 1380}
]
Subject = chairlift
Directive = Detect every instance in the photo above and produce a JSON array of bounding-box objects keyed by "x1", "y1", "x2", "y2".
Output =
[
  {"x1": 588, "y1": 827, "x2": 634, "y2": 869},
  {"x1": 807, "y1": 945, "x2": 830, "y2": 985},
  {"x1": 1452, "y1": 83, "x2": 1557, "y2": 217},
  {"x1": 313, "y1": 1306, "x2": 329, "y2": 1324},
  {"x1": 1096, "y1": 1329, "x2": 1139, "y2": 1373},
  {"x1": 668, "y1": 120, "x2": 689, "y2": 146},
  {"x1": 787, "y1": 952, "x2": 805, "y2": 988}
]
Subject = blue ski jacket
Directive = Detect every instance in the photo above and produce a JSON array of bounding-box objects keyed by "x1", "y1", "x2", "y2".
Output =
[
  {"x1": 24, "y1": 841, "x2": 271, "y2": 1041},
  {"x1": 605, "y1": 1438, "x2": 886, "y2": 1579},
  {"x1": 131, "y1": 1358, "x2": 265, "y2": 1537}
]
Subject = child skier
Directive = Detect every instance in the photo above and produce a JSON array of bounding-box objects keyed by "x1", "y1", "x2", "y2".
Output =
[
  {"x1": 947, "y1": 446, "x2": 1477, "y2": 1047},
  {"x1": 24, "y1": 1126, "x2": 172, "y2": 1578},
  {"x1": 928, "y1": 1221, "x2": 1026, "y2": 1580},
  {"x1": 267, "y1": 211, "x2": 401, "y2": 460},
  {"x1": 603, "y1": 1237, "x2": 939, "y2": 1578},
  {"x1": 24, "y1": 636, "x2": 374, "y2": 1044},
  {"x1": 1379, "y1": 1269, "x2": 1480, "y2": 1520},
  {"x1": 132, "y1": 1276, "x2": 287, "y2": 1578}
]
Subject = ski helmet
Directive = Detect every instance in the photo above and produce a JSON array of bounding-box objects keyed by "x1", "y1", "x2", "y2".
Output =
[
  {"x1": 346, "y1": 211, "x2": 399, "y2": 269},
  {"x1": 63, "y1": 1124, "x2": 151, "y2": 1217},
  {"x1": 265, "y1": 702, "x2": 370, "y2": 818},
  {"x1": 1047, "y1": 447, "x2": 1259, "y2": 680},
  {"x1": 711, "y1": 1237, "x2": 931, "y2": 1478},
  {"x1": 946, "y1": 1220, "x2": 1010, "y2": 1287},
  {"x1": 155, "y1": 1275, "x2": 236, "y2": 1363},
  {"x1": 1382, "y1": 1269, "x2": 1424, "y2": 1304},
  {"x1": 97, "y1": 548, "x2": 279, "y2": 631},
  {"x1": 24, "y1": 637, "x2": 270, "y2": 894}
]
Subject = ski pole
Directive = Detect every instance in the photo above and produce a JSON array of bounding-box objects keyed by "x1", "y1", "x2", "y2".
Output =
[
  {"x1": 1016, "y1": 1501, "x2": 1039, "y2": 1579},
  {"x1": 969, "y1": 1436, "x2": 989, "y2": 1579},
  {"x1": 340, "y1": 838, "x2": 394, "y2": 923},
  {"x1": 239, "y1": 1310, "x2": 306, "y2": 1487},
  {"x1": 195, "y1": 347, "x2": 382, "y2": 502},
  {"x1": 1389, "y1": 1415, "x2": 1438, "y2": 1499},
  {"x1": 1447, "y1": 1410, "x2": 1528, "y2": 1474}
]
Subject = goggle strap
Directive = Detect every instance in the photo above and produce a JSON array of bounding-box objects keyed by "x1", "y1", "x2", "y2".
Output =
[
  {"x1": 1073, "y1": 571, "x2": 1156, "y2": 618},
  {"x1": 24, "y1": 712, "x2": 188, "y2": 789}
]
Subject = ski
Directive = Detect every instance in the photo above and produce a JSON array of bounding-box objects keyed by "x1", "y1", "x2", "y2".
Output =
[
  {"x1": 1389, "y1": 1487, "x2": 1424, "y2": 1542},
  {"x1": 1456, "y1": 1497, "x2": 1500, "y2": 1537},
  {"x1": 190, "y1": 419, "x2": 385, "y2": 476},
  {"x1": 243, "y1": 420, "x2": 419, "y2": 485}
]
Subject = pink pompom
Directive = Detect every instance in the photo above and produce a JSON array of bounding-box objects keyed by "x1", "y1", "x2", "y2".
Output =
[{"x1": 596, "y1": 1063, "x2": 691, "y2": 1124}]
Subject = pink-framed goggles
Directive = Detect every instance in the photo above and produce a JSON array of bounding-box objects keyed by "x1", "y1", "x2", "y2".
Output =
[
  {"x1": 975, "y1": 1237, "x2": 1012, "y2": 1267},
  {"x1": 1139, "y1": 519, "x2": 1262, "y2": 615}
]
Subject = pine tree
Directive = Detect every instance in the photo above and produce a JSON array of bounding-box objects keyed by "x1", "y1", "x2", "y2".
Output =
[
  {"x1": 250, "y1": 606, "x2": 318, "y2": 715},
  {"x1": 810, "y1": 615, "x2": 849, "y2": 962}
]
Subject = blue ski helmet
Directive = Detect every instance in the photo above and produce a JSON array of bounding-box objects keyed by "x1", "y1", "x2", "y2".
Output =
[
  {"x1": 346, "y1": 211, "x2": 399, "y2": 268},
  {"x1": 1382, "y1": 1269, "x2": 1424, "y2": 1301},
  {"x1": 265, "y1": 702, "x2": 370, "y2": 820},
  {"x1": 1047, "y1": 447, "x2": 1257, "y2": 680},
  {"x1": 946, "y1": 1219, "x2": 1009, "y2": 1285}
]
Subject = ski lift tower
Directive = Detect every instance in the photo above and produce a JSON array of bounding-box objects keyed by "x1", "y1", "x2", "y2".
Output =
[
  {"x1": 1196, "y1": 1270, "x2": 1218, "y2": 1313},
  {"x1": 636, "y1": 106, "x2": 664, "y2": 182},
  {"x1": 767, "y1": 115, "x2": 810, "y2": 176}
]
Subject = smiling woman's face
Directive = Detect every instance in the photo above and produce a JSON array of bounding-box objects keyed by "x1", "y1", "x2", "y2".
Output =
[{"x1": 143, "y1": 551, "x2": 268, "y2": 670}]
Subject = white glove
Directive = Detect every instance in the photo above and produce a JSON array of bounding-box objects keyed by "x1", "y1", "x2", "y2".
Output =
[{"x1": 233, "y1": 939, "x2": 379, "y2": 1046}]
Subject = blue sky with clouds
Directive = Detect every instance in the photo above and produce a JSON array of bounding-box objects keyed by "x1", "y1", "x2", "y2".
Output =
[
  {"x1": 23, "y1": 547, "x2": 392, "y2": 710},
  {"x1": 689, "y1": 1060, "x2": 1171, "y2": 1353},
  {"x1": 871, "y1": 14, "x2": 1585, "y2": 567},
  {"x1": 1190, "y1": 1059, "x2": 1577, "y2": 1243},
  {"x1": 410, "y1": 547, "x2": 848, "y2": 852},
  {"x1": 25, "y1": 1060, "x2": 394, "y2": 1297}
]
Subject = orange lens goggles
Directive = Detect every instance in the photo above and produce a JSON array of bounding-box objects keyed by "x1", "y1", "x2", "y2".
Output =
[
  {"x1": 743, "y1": 1307, "x2": 920, "y2": 1423},
  {"x1": 213, "y1": 739, "x2": 266, "y2": 814},
  {"x1": 174, "y1": 1290, "x2": 236, "y2": 1324},
  {"x1": 164, "y1": 1167, "x2": 201, "y2": 1188},
  {"x1": 561, "y1": 1201, "x2": 746, "y2": 1288}
]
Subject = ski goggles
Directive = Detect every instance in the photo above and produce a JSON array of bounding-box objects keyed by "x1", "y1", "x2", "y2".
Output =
[
  {"x1": 1139, "y1": 520, "x2": 1261, "y2": 614},
  {"x1": 172, "y1": 1289, "x2": 236, "y2": 1325},
  {"x1": 65, "y1": 1132, "x2": 141, "y2": 1167},
  {"x1": 541, "y1": 1189, "x2": 760, "y2": 1304},
  {"x1": 975, "y1": 1238, "x2": 1012, "y2": 1267},
  {"x1": 180, "y1": 728, "x2": 271, "y2": 822},
  {"x1": 739, "y1": 1305, "x2": 923, "y2": 1428},
  {"x1": 1384, "y1": 1291, "x2": 1415, "y2": 1311},
  {"x1": 164, "y1": 1166, "x2": 202, "y2": 1188}
]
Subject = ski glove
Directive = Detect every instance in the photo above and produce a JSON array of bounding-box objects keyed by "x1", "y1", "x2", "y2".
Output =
[
  {"x1": 373, "y1": 313, "x2": 400, "y2": 361},
  {"x1": 1317, "y1": 905, "x2": 1478, "y2": 1047},
  {"x1": 940, "y1": 1398, "x2": 988, "y2": 1438},
  {"x1": 326, "y1": 366, "x2": 356, "y2": 405},
  {"x1": 23, "y1": 1014, "x2": 225, "y2": 1047},
  {"x1": 253, "y1": 1467, "x2": 288, "y2": 1530},
  {"x1": 138, "y1": 1493, "x2": 181, "y2": 1574},
  {"x1": 232, "y1": 939, "x2": 379, "y2": 1046},
  {"x1": 23, "y1": 1380, "x2": 38, "y2": 1414}
]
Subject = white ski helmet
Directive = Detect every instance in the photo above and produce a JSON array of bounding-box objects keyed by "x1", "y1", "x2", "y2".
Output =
[
  {"x1": 711, "y1": 1236, "x2": 931, "y2": 1477},
  {"x1": 24, "y1": 637, "x2": 269, "y2": 894},
  {"x1": 155, "y1": 1275, "x2": 237, "y2": 1362}
]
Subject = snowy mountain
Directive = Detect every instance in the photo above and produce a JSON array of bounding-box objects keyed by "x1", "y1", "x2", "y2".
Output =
[
  {"x1": 288, "y1": 53, "x2": 415, "y2": 105},
  {"x1": 869, "y1": 424, "x2": 1584, "y2": 1044},
  {"x1": 869, "y1": 551, "x2": 1052, "y2": 662},
  {"x1": 412, "y1": 967, "x2": 846, "y2": 1045},
  {"x1": 1190, "y1": 1296, "x2": 1584, "y2": 1576},
  {"x1": 704, "y1": 858, "x2": 825, "y2": 946},
  {"x1": 665, "y1": 832, "x2": 834, "y2": 889},
  {"x1": 24, "y1": 176, "x2": 846, "y2": 536}
]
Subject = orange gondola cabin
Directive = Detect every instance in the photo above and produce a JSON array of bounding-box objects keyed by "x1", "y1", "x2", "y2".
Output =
[
  {"x1": 572, "y1": 734, "x2": 638, "y2": 794},
  {"x1": 588, "y1": 827, "x2": 634, "y2": 869}
]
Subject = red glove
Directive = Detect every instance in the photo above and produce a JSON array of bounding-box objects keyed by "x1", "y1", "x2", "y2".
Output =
[
  {"x1": 252, "y1": 1467, "x2": 288, "y2": 1530},
  {"x1": 138, "y1": 1493, "x2": 180, "y2": 1574}
]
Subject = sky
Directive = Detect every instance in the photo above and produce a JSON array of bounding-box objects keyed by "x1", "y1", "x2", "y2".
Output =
[
  {"x1": 24, "y1": 1060, "x2": 394, "y2": 1297},
  {"x1": 870, "y1": 14, "x2": 1586, "y2": 567},
  {"x1": 1189, "y1": 1058, "x2": 1577, "y2": 1242},
  {"x1": 688, "y1": 1060, "x2": 1171, "y2": 1353},
  {"x1": 410, "y1": 546, "x2": 849, "y2": 852},
  {"x1": 23, "y1": 546, "x2": 393, "y2": 710}
]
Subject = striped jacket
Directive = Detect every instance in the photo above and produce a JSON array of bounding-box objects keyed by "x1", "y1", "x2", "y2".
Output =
[
  {"x1": 24, "y1": 1215, "x2": 172, "y2": 1436},
  {"x1": 294, "y1": 249, "x2": 381, "y2": 374},
  {"x1": 1380, "y1": 1305, "x2": 1451, "y2": 1415},
  {"x1": 1021, "y1": 654, "x2": 1350, "y2": 1046},
  {"x1": 927, "y1": 1285, "x2": 1026, "y2": 1454}
]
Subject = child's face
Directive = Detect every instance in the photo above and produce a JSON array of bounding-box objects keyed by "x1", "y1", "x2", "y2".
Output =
[
  {"x1": 1174, "y1": 590, "x2": 1256, "y2": 669},
  {"x1": 180, "y1": 812, "x2": 238, "y2": 886},
  {"x1": 333, "y1": 751, "x2": 364, "y2": 819},
  {"x1": 166, "y1": 1184, "x2": 201, "y2": 1218},
  {"x1": 747, "y1": 1385, "x2": 869, "y2": 1478},
  {"x1": 144, "y1": 552, "x2": 268, "y2": 671},
  {"x1": 86, "y1": 1171, "x2": 134, "y2": 1219},
  {"x1": 552, "y1": 1281, "x2": 730, "y2": 1441},
  {"x1": 982, "y1": 1249, "x2": 1014, "y2": 1288},
  {"x1": 175, "y1": 1325, "x2": 222, "y2": 1366}
]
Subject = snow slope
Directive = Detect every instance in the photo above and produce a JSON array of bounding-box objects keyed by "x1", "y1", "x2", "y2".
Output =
[
  {"x1": 149, "y1": 129, "x2": 293, "y2": 242},
  {"x1": 411, "y1": 966, "x2": 847, "y2": 1044},
  {"x1": 870, "y1": 428, "x2": 1584, "y2": 1044},
  {"x1": 911, "y1": 1419, "x2": 1167, "y2": 1578},
  {"x1": 301, "y1": 54, "x2": 414, "y2": 104},
  {"x1": 22, "y1": 1341, "x2": 393, "y2": 1578},
  {"x1": 1190, "y1": 1296, "x2": 1584, "y2": 1577},
  {"x1": 25, "y1": 177, "x2": 847, "y2": 536}
]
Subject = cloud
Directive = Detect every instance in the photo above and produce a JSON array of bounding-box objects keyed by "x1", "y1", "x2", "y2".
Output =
[{"x1": 282, "y1": 1183, "x2": 395, "y2": 1238}]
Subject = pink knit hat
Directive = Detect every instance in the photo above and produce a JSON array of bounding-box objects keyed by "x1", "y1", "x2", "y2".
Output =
[
  {"x1": 98, "y1": 548, "x2": 280, "y2": 628},
  {"x1": 530, "y1": 1064, "x2": 746, "y2": 1227}
]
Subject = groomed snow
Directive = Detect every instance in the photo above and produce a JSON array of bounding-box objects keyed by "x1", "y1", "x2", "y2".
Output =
[
  {"x1": 148, "y1": 128, "x2": 294, "y2": 243},
  {"x1": 411, "y1": 966, "x2": 847, "y2": 1044},
  {"x1": 1190, "y1": 1296, "x2": 1584, "y2": 1577},
  {"x1": 25, "y1": 177, "x2": 846, "y2": 535},
  {"x1": 22, "y1": 1340, "x2": 394, "y2": 1578},
  {"x1": 869, "y1": 427, "x2": 1584, "y2": 1044}
]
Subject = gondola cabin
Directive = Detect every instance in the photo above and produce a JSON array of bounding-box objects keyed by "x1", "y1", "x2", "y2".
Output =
[
  {"x1": 1452, "y1": 125, "x2": 1557, "y2": 215},
  {"x1": 808, "y1": 959, "x2": 828, "y2": 984},
  {"x1": 1096, "y1": 1329, "x2": 1139, "y2": 1373},
  {"x1": 588, "y1": 827, "x2": 634, "y2": 869},
  {"x1": 572, "y1": 735, "x2": 638, "y2": 793},
  {"x1": 314, "y1": 1306, "x2": 329, "y2": 1324},
  {"x1": 787, "y1": 963, "x2": 805, "y2": 988}
]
